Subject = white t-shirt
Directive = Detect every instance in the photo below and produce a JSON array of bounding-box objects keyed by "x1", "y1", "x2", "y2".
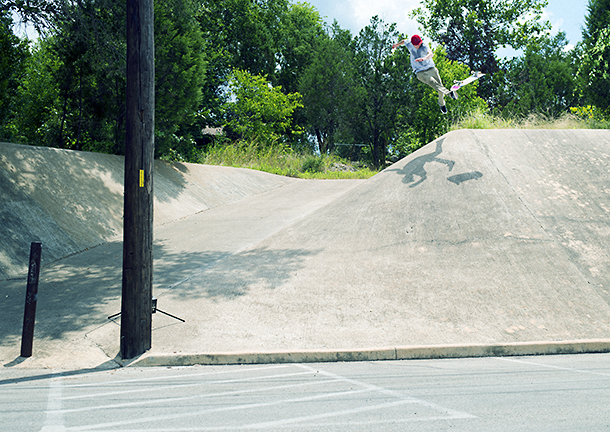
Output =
[{"x1": 406, "y1": 42, "x2": 435, "y2": 74}]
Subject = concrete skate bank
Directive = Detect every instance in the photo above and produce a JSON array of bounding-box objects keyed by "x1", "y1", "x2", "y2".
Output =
[
  {"x1": 0, "y1": 142, "x2": 296, "y2": 279},
  {"x1": 1, "y1": 129, "x2": 610, "y2": 369}
]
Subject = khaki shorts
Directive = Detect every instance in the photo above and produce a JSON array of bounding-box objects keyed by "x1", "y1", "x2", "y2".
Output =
[{"x1": 416, "y1": 67, "x2": 451, "y2": 106}]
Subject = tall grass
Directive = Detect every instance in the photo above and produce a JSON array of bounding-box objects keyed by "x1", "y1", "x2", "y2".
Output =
[
  {"x1": 199, "y1": 140, "x2": 377, "y2": 179},
  {"x1": 451, "y1": 107, "x2": 610, "y2": 131}
]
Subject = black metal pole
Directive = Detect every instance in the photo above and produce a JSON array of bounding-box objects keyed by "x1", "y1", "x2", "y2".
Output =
[{"x1": 21, "y1": 242, "x2": 42, "y2": 358}]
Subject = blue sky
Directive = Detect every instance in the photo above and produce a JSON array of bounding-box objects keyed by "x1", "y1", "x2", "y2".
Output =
[{"x1": 305, "y1": 0, "x2": 589, "y2": 50}]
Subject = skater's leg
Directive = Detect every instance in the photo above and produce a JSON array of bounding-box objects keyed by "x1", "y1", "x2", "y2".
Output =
[{"x1": 416, "y1": 67, "x2": 451, "y2": 106}]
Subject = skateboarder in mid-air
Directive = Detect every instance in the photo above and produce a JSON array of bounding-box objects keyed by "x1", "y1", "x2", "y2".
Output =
[{"x1": 392, "y1": 35, "x2": 457, "y2": 114}]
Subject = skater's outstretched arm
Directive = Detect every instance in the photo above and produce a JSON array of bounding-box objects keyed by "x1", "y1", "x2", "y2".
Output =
[
  {"x1": 415, "y1": 49, "x2": 433, "y2": 62},
  {"x1": 392, "y1": 39, "x2": 407, "y2": 49}
]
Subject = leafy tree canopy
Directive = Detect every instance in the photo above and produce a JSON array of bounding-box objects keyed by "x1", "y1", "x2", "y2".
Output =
[
  {"x1": 503, "y1": 32, "x2": 579, "y2": 117},
  {"x1": 298, "y1": 26, "x2": 358, "y2": 155},
  {"x1": 276, "y1": 2, "x2": 325, "y2": 94},
  {"x1": 0, "y1": 10, "x2": 29, "y2": 140},
  {"x1": 154, "y1": 0, "x2": 207, "y2": 157},
  {"x1": 351, "y1": 16, "x2": 401, "y2": 167},
  {"x1": 579, "y1": 0, "x2": 610, "y2": 111},
  {"x1": 223, "y1": 69, "x2": 303, "y2": 143}
]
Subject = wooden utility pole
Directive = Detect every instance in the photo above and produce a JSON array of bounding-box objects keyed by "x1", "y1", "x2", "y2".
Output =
[{"x1": 121, "y1": 0, "x2": 155, "y2": 359}]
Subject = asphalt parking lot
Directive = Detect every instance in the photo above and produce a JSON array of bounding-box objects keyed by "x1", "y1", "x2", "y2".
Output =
[{"x1": 2, "y1": 353, "x2": 610, "y2": 431}]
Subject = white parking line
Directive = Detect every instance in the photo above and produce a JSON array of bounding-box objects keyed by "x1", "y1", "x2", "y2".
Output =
[
  {"x1": 40, "y1": 374, "x2": 66, "y2": 432},
  {"x1": 97, "y1": 400, "x2": 444, "y2": 432},
  {"x1": 62, "y1": 364, "x2": 290, "y2": 389},
  {"x1": 66, "y1": 387, "x2": 374, "y2": 431},
  {"x1": 62, "y1": 369, "x2": 313, "y2": 401},
  {"x1": 52, "y1": 363, "x2": 475, "y2": 431},
  {"x1": 296, "y1": 364, "x2": 476, "y2": 421},
  {"x1": 57, "y1": 377, "x2": 342, "y2": 414},
  {"x1": 239, "y1": 399, "x2": 465, "y2": 430}
]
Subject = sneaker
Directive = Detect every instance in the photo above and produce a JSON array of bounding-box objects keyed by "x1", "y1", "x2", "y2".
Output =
[
  {"x1": 440, "y1": 105, "x2": 448, "y2": 114},
  {"x1": 450, "y1": 90, "x2": 458, "y2": 100}
]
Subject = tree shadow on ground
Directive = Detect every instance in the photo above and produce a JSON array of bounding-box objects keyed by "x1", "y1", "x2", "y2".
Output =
[
  {"x1": 0, "y1": 144, "x2": 127, "y2": 278},
  {"x1": 0, "y1": 241, "x2": 319, "y2": 345},
  {"x1": 0, "y1": 142, "x2": 261, "y2": 280},
  {"x1": 156, "y1": 245, "x2": 322, "y2": 301},
  {"x1": 0, "y1": 241, "x2": 124, "y2": 347}
]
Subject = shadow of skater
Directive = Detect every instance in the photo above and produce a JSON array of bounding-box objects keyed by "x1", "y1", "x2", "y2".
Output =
[
  {"x1": 447, "y1": 171, "x2": 483, "y2": 185},
  {"x1": 393, "y1": 138, "x2": 455, "y2": 188}
]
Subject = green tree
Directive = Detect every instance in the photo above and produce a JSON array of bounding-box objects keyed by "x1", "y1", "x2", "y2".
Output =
[
  {"x1": 31, "y1": 0, "x2": 127, "y2": 152},
  {"x1": 11, "y1": 39, "x2": 62, "y2": 145},
  {"x1": 154, "y1": 0, "x2": 206, "y2": 158},
  {"x1": 351, "y1": 16, "x2": 403, "y2": 167},
  {"x1": 298, "y1": 24, "x2": 357, "y2": 155},
  {"x1": 223, "y1": 69, "x2": 303, "y2": 143},
  {"x1": 276, "y1": 2, "x2": 324, "y2": 94},
  {"x1": 188, "y1": 0, "x2": 232, "y2": 133},
  {"x1": 1, "y1": 0, "x2": 66, "y2": 30},
  {"x1": 502, "y1": 32, "x2": 579, "y2": 117},
  {"x1": 579, "y1": 0, "x2": 610, "y2": 112},
  {"x1": 8, "y1": 0, "x2": 208, "y2": 156},
  {"x1": 196, "y1": 0, "x2": 290, "y2": 130},
  {"x1": 0, "y1": 11, "x2": 29, "y2": 141},
  {"x1": 214, "y1": 0, "x2": 289, "y2": 81},
  {"x1": 583, "y1": 0, "x2": 610, "y2": 41}
]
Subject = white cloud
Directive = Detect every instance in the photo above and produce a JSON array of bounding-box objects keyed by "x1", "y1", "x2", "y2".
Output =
[
  {"x1": 541, "y1": 5, "x2": 582, "y2": 44},
  {"x1": 541, "y1": 8, "x2": 564, "y2": 36},
  {"x1": 350, "y1": 0, "x2": 420, "y2": 31},
  {"x1": 313, "y1": 0, "x2": 422, "y2": 37}
]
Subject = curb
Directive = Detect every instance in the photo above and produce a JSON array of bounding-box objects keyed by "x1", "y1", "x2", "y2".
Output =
[{"x1": 127, "y1": 339, "x2": 610, "y2": 367}]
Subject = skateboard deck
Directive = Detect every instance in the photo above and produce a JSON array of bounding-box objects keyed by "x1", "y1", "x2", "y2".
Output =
[{"x1": 451, "y1": 71, "x2": 485, "y2": 91}]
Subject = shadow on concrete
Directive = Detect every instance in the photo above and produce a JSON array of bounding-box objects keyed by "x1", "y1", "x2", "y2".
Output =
[
  {"x1": 1, "y1": 142, "x2": 298, "y2": 280},
  {"x1": 0, "y1": 241, "x2": 320, "y2": 346},
  {"x1": 156, "y1": 245, "x2": 322, "y2": 301},
  {"x1": 0, "y1": 144, "x2": 128, "y2": 279},
  {"x1": 447, "y1": 171, "x2": 483, "y2": 185},
  {"x1": 153, "y1": 159, "x2": 190, "y2": 205},
  {"x1": 390, "y1": 138, "x2": 456, "y2": 188},
  {"x1": 0, "y1": 358, "x2": 120, "y2": 384},
  {"x1": 0, "y1": 242, "x2": 123, "y2": 347}
]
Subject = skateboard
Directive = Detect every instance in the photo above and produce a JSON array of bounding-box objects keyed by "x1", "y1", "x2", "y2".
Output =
[{"x1": 451, "y1": 71, "x2": 485, "y2": 91}]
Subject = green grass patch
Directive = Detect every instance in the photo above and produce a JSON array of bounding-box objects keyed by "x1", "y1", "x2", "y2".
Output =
[
  {"x1": 451, "y1": 107, "x2": 610, "y2": 131},
  {"x1": 199, "y1": 140, "x2": 377, "y2": 179}
]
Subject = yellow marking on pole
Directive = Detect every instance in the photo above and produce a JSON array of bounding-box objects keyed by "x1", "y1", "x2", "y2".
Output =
[{"x1": 139, "y1": 170, "x2": 144, "y2": 187}]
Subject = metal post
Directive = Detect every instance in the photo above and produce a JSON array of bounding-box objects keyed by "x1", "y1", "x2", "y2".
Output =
[{"x1": 21, "y1": 242, "x2": 42, "y2": 357}]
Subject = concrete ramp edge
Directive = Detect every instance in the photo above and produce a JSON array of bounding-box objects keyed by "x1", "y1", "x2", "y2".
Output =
[{"x1": 128, "y1": 339, "x2": 610, "y2": 367}]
